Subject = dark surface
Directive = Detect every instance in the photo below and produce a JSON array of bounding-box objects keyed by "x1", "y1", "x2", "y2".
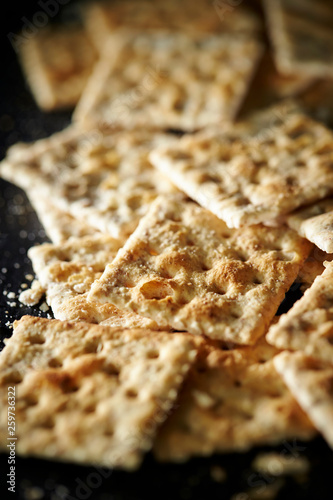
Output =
[{"x1": 1, "y1": 1, "x2": 333, "y2": 499}]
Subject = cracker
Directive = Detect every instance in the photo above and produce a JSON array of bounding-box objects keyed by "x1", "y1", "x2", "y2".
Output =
[
  {"x1": 0, "y1": 125, "x2": 177, "y2": 239},
  {"x1": 267, "y1": 261, "x2": 333, "y2": 364},
  {"x1": 84, "y1": 0, "x2": 261, "y2": 51},
  {"x1": 0, "y1": 316, "x2": 196, "y2": 468},
  {"x1": 88, "y1": 196, "x2": 311, "y2": 344},
  {"x1": 74, "y1": 30, "x2": 263, "y2": 130},
  {"x1": 240, "y1": 50, "x2": 314, "y2": 116},
  {"x1": 27, "y1": 190, "x2": 99, "y2": 244},
  {"x1": 28, "y1": 234, "x2": 159, "y2": 330},
  {"x1": 287, "y1": 198, "x2": 333, "y2": 253},
  {"x1": 150, "y1": 108, "x2": 333, "y2": 227},
  {"x1": 18, "y1": 26, "x2": 96, "y2": 110},
  {"x1": 274, "y1": 351, "x2": 333, "y2": 449},
  {"x1": 298, "y1": 80, "x2": 333, "y2": 127},
  {"x1": 154, "y1": 339, "x2": 315, "y2": 462},
  {"x1": 264, "y1": 0, "x2": 333, "y2": 78},
  {"x1": 296, "y1": 247, "x2": 333, "y2": 291}
]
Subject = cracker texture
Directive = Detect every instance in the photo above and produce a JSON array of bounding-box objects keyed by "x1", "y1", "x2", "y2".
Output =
[
  {"x1": 89, "y1": 196, "x2": 311, "y2": 344},
  {"x1": 0, "y1": 316, "x2": 196, "y2": 468},
  {"x1": 274, "y1": 351, "x2": 333, "y2": 448},
  {"x1": 29, "y1": 234, "x2": 159, "y2": 329},
  {"x1": 150, "y1": 109, "x2": 333, "y2": 227},
  {"x1": 74, "y1": 31, "x2": 262, "y2": 130},
  {"x1": 154, "y1": 339, "x2": 315, "y2": 461}
]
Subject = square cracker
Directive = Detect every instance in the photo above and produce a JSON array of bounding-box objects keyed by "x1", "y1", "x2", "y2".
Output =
[
  {"x1": 18, "y1": 26, "x2": 96, "y2": 110},
  {"x1": 28, "y1": 234, "x2": 160, "y2": 330},
  {"x1": 0, "y1": 125, "x2": 177, "y2": 239},
  {"x1": 84, "y1": 0, "x2": 261, "y2": 52},
  {"x1": 88, "y1": 196, "x2": 311, "y2": 344},
  {"x1": 274, "y1": 351, "x2": 333, "y2": 449},
  {"x1": 263, "y1": 0, "x2": 333, "y2": 78},
  {"x1": 267, "y1": 261, "x2": 333, "y2": 364},
  {"x1": 0, "y1": 316, "x2": 196, "y2": 469},
  {"x1": 74, "y1": 30, "x2": 263, "y2": 130},
  {"x1": 154, "y1": 339, "x2": 315, "y2": 462},
  {"x1": 150, "y1": 108, "x2": 333, "y2": 228},
  {"x1": 287, "y1": 198, "x2": 333, "y2": 253}
]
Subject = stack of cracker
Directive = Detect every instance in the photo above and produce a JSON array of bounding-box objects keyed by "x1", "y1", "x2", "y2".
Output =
[{"x1": 1, "y1": 0, "x2": 333, "y2": 470}]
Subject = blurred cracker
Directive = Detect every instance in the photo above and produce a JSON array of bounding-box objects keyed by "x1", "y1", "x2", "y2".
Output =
[
  {"x1": 88, "y1": 196, "x2": 311, "y2": 344},
  {"x1": 267, "y1": 261, "x2": 333, "y2": 364},
  {"x1": 84, "y1": 0, "x2": 261, "y2": 51},
  {"x1": 154, "y1": 339, "x2": 315, "y2": 461},
  {"x1": 287, "y1": 198, "x2": 333, "y2": 254},
  {"x1": 0, "y1": 125, "x2": 177, "y2": 239},
  {"x1": 274, "y1": 351, "x2": 333, "y2": 449},
  {"x1": 264, "y1": 0, "x2": 333, "y2": 78},
  {"x1": 18, "y1": 26, "x2": 96, "y2": 110},
  {"x1": 74, "y1": 31, "x2": 263, "y2": 130},
  {"x1": 0, "y1": 315, "x2": 196, "y2": 468}
]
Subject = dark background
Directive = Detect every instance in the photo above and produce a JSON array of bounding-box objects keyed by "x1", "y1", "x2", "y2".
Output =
[{"x1": 1, "y1": 2, "x2": 333, "y2": 499}]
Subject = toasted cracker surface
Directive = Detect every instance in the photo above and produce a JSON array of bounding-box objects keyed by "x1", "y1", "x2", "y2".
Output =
[
  {"x1": 274, "y1": 351, "x2": 333, "y2": 449},
  {"x1": 88, "y1": 196, "x2": 311, "y2": 344},
  {"x1": 287, "y1": 198, "x2": 333, "y2": 253},
  {"x1": 18, "y1": 26, "x2": 96, "y2": 110},
  {"x1": 150, "y1": 109, "x2": 333, "y2": 227},
  {"x1": 28, "y1": 234, "x2": 159, "y2": 329},
  {"x1": 74, "y1": 31, "x2": 262, "y2": 130},
  {"x1": 0, "y1": 316, "x2": 196, "y2": 468},
  {"x1": 267, "y1": 261, "x2": 333, "y2": 363},
  {"x1": 0, "y1": 125, "x2": 177, "y2": 239},
  {"x1": 154, "y1": 339, "x2": 315, "y2": 461},
  {"x1": 84, "y1": 0, "x2": 261, "y2": 51},
  {"x1": 264, "y1": 0, "x2": 333, "y2": 78}
]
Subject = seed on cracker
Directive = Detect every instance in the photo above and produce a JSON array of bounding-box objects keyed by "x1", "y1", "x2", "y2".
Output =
[
  {"x1": 274, "y1": 351, "x2": 333, "y2": 449},
  {"x1": 28, "y1": 234, "x2": 160, "y2": 330},
  {"x1": 0, "y1": 316, "x2": 197, "y2": 468},
  {"x1": 154, "y1": 339, "x2": 315, "y2": 462},
  {"x1": 150, "y1": 107, "x2": 333, "y2": 228},
  {"x1": 18, "y1": 26, "x2": 96, "y2": 110},
  {"x1": 74, "y1": 30, "x2": 263, "y2": 130},
  {"x1": 88, "y1": 196, "x2": 311, "y2": 344}
]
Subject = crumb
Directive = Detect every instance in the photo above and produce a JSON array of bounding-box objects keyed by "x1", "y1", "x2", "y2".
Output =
[
  {"x1": 21, "y1": 283, "x2": 28, "y2": 289},
  {"x1": 1, "y1": 268, "x2": 7, "y2": 274},
  {"x1": 5, "y1": 321, "x2": 12, "y2": 328},
  {"x1": 39, "y1": 302, "x2": 49, "y2": 312},
  {"x1": 19, "y1": 280, "x2": 45, "y2": 306},
  {"x1": 8, "y1": 301, "x2": 17, "y2": 307},
  {"x1": 25, "y1": 274, "x2": 34, "y2": 281},
  {"x1": 14, "y1": 262, "x2": 20, "y2": 269},
  {"x1": 252, "y1": 452, "x2": 310, "y2": 476},
  {"x1": 7, "y1": 291, "x2": 16, "y2": 299}
]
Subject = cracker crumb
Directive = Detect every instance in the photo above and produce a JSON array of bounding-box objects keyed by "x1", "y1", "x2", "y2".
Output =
[
  {"x1": 7, "y1": 291, "x2": 16, "y2": 299},
  {"x1": 19, "y1": 280, "x2": 45, "y2": 306},
  {"x1": 25, "y1": 274, "x2": 34, "y2": 281}
]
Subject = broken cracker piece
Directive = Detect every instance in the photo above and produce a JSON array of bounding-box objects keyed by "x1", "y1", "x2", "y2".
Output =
[
  {"x1": 88, "y1": 196, "x2": 311, "y2": 344},
  {"x1": 150, "y1": 108, "x2": 333, "y2": 228},
  {"x1": 0, "y1": 316, "x2": 196, "y2": 468}
]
